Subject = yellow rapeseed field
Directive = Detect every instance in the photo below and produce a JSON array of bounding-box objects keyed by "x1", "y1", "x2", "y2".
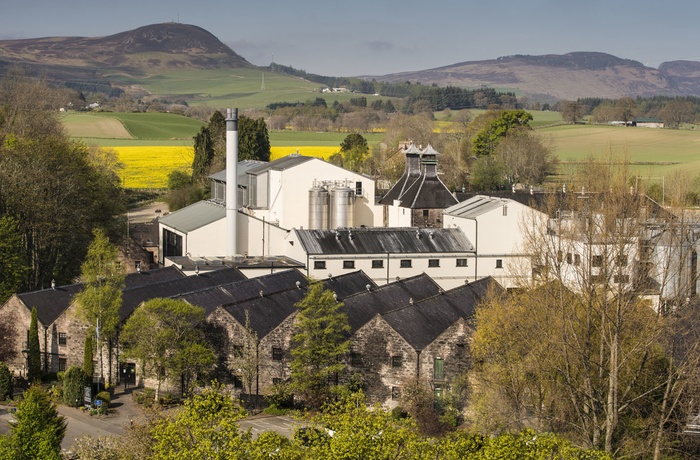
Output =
[
  {"x1": 113, "y1": 146, "x2": 194, "y2": 189},
  {"x1": 112, "y1": 145, "x2": 339, "y2": 189}
]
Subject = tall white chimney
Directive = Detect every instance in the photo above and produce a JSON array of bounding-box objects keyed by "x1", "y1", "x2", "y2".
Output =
[{"x1": 226, "y1": 108, "x2": 238, "y2": 259}]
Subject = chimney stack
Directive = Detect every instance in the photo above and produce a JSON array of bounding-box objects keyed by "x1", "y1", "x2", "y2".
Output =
[{"x1": 226, "y1": 108, "x2": 238, "y2": 259}]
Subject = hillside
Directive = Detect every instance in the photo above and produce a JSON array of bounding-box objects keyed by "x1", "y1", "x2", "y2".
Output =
[{"x1": 366, "y1": 52, "x2": 699, "y2": 101}]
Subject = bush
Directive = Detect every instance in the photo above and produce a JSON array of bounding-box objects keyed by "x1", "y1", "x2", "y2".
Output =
[
  {"x1": 94, "y1": 391, "x2": 111, "y2": 408},
  {"x1": 135, "y1": 388, "x2": 155, "y2": 407},
  {"x1": 0, "y1": 362, "x2": 12, "y2": 401},
  {"x1": 62, "y1": 367, "x2": 88, "y2": 408},
  {"x1": 264, "y1": 381, "x2": 294, "y2": 409}
]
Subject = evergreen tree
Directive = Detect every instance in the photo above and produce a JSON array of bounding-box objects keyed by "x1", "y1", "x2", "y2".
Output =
[
  {"x1": 27, "y1": 307, "x2": 41, "y2": 381},
  {"x1": 291, "y1": 283, "x2": 350, "y2": 409},
  {"x1": 0, "y1": 361, "x2": 12, "y2": 401},
  {"x1": 83, "y1": 334, "x2": 94, "y2": 378},
  {"x1": 8, "y1": 385, "x2": 67, "y2": 459},
  {"x1": 191, "y1": 126, "x2": 214, "y2": 184},
  {"x1": 238, "y1": 115, "x2": 271, "y2": 162},
  {"x1": 62, "y1": 366, "x2": 87, "y2": 408}
]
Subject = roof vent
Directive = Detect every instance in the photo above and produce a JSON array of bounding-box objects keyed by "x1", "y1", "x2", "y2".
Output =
[
  {"x1": 328, "y1": 273, "x2": 333, "y2": 280},
  {"x1": 409, "y1": 298, "x2": 413, "y2": 305},
  {"x1": 366, "y1": 284, "x2": 371, "y2": 292},
  {"x1": 416, "y1": 231, "x2": 421, "y2": 239},
  {"x1": 429, "y1": 232, "x2": 434, "y2": 239},
  {"x1": 349, "y1": 230, "x2": 354, "y2": 240},
  {"x1": 259, "y1": 290, "x2": 264, "y2": 297},
  {"x1": 295, "y1": 280, "x2": 301, "y2": 289},
  {"x1": 195, "y1": 265, "x2": 199, "y2": 276},
  {"x1": 51, "y1": 279, "x2": 56, "y2": 290},
  {"x1": 333, "y1": 292, "x2": 338, "y2": 302}
]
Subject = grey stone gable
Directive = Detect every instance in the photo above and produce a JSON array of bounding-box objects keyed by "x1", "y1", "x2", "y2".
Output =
[
  {"x1": 222, "y1": 288, "x2": 305, "y2": 339},
  {"x1": 120, "y1": 267, "x2": 246, "y2": 321},
  {"x1": 341, "y1": 273, "x2": 442, "y2": 332},
  {"x1": 381, "y1": 277, "x2": 500, "y2": 351},
  {"x1": 14, "y1": 266, "x2": 187, "y2": 327},
  {"x1": 295, "y1": 227, "x2": 475, "y2": 255}
]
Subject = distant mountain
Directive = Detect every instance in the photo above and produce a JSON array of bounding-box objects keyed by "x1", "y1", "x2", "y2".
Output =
[
  {"x1": 0, "y1": 23, "x2": 253, "y2": 94},
  {"x1": 365, "y1": 52, "x2": 700, "y2": 101}
]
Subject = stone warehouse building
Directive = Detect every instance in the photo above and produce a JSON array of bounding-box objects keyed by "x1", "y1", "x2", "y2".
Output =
[{"x1": 0, "y1": 265, "x2": 497, "y2": 406}]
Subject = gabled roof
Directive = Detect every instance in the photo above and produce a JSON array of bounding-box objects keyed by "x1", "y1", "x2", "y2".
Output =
[
  {"x1": 120, "y1": 267, "x2": 246, "y2": 321},
  {"x1": 176, "y1": 269, "x2": 308, "y2": 316},
  {"x1": 295, "y1": 227, "x2": 474, "y2": 255},
  {"x1": 159, "y1": 200, "x2": 225, "y2": 233},
  {"x1": 341, "y1": 273, "x2": 442, "y2": 332},
  {"x1": 15, "y1": 266, "x2": 187, "y2": 327},
  {"x1": 382, "y1": 276, "x2": 500, "y2": 350},
  {"x1": 394, "y1": 173, "x2": 459, "y2": 209},
  {"x1": 223, "y1": 289, "x2": 305, "y2": 339},
  {"x1": 445, "y1": 195, "x2": 517, "y2": 219},
  {"x1": 320, "y1": 271, "x2": 377, "y2": 300}
]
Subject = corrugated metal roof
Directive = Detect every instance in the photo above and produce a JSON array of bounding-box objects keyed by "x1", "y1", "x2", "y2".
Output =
[
  {"x1": 295, "y1": 227, "x2": 475, "y2": 255},
  {"x1": 445, "y1": 195, "x2": 512, "y2": 218},
  {"x1": 159, "y1": 200, "x2": 225, "y2": 233},
  {"x1": 208, "y1": 160, "x2": 266, "y2": 183},
  {"x1": 246, "y1": 154, "x2": 314, "y2": 175}
]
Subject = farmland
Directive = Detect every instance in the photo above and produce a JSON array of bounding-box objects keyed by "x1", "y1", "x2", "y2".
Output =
[{"x1": 62, "y1": 111, "x2": 700, "y2": 189}]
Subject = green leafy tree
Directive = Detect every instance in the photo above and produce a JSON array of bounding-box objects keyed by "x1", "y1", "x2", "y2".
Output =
[
  {"x1": 120, "y1": 298, "x2": 214, "y2": 401},
  {"x1": 472, "y1": 109, "x2": 533, "y2": 156},
  {"x1": 470, "y1": 154, "x2": 506, "y2": 191},
  {"x1": 291, "y1": 283, "x2": 350, "y2": 409},
  {"x1": 238, "y1": 115, "x2": 271, "y2": 162},
  {"x1": 62, "y1": 366, "x2": 88, "y2": 408},
  {"x1": 0, "y1": 215, "x2": 27, "y2": 304},
  {"x1": 6, "y1": 385, "x2": 67, "y2": 460},
  {"x1": 338, "y1": 133, "x2": 369, "y2": 172},
  {"x1": 0, "y1": 361, "x2": 12, "y2": 401},
  {"x1": 149, "y1": 383, "x2": 251, "y2": 459},
  {"x1": 0, "y1": 72, "x2": 125, "y2": 291},
  {"x1": 561, "y1": 100, "x2": 584, "y2": 124},
  {"x1": 27, "y1": 307, "x2": 41, "y2": 381},
  {"x1": 74, "y1": 228, "x2": 125, "y2": 386}
]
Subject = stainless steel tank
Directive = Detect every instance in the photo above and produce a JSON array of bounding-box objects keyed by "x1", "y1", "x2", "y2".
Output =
[
  {"x1": 308, "y1": 186, "x2": 330, "y2": 229},
  {"x1": 330, "y1": 186, "x2": 355, "y2": 229}
]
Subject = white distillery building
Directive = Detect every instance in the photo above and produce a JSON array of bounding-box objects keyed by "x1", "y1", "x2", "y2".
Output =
[{"x1": 159, "y1": 154, "x2": 383, "y2": 265}]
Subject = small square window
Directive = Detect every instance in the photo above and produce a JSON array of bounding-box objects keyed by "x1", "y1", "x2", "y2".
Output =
[
  {"x1": 58, "y1": 358, "x2": 67, "y2": 372},
  {"x1": 592, "y1": 255, "x2": 603, "y2": 267},
  {"x1": 233, "y1": 376, "x2": 243, "y2": 389},
  {"x1": 566, "y1": 253, "x2": 572, "y2": 264},
  {"x1": 423, "y1": 209, "x2": 429, "y2": 217},
  {"x1": 496, "y1": 259, "x2": 503, "y2": 269},
  {"x1": 574, "y1": 254, "x2": 581, "y2": 266},
  {"x1": 391, "y1": 355, "x2": 403, "y2": 368},
  {"x1": 372, "y1": 260, "x2": 384, "y2": 269},
  {"x1": 456, "y1": 259, "x2": 468, "y2": 267},
  {"x1": 58, "y1": 332, "x2": 67, "y2": 346},
  {"x1": 614, "y1": 274, "x2": 630, "y2": 284},
  {"x1": 314, "y1": 260, "x2": 326, "y2": 270},
  {"x1": 343, "y1": 260, "x2": 355, "y2": 269},
  {"x1": 616, "y1": 255, "x2": 628, "y2": 267},
  {"x1": 428, "y1": 259, "x2": 440, "y2": 268},
  {"x1": 272, "y1": 347, "x2": 283, "y2": 361},
  {"x1": 400, "y1": 259, "x2": 412, "y2": 268}
]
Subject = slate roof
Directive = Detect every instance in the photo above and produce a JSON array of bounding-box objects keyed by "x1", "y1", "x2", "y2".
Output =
[
  {"x1": 295, "y1": 227, "x2": 475, "y2": 255},
  {"x1": 158, "y1": 200, "x2": 225, "y2": 233},
  {"x1": 15, "y1": 266, "x2": 186, "y2": 327},
  {"x1": 382, "y1": 276, "x2": 501, "y2": 351},
  {"x1": 175, "y1": 269, "x2": 309, "y2": 316},
  {"x1": 119, "y1": 267, "x2": 246, "y2": 321},
  {"x1": 378, "y1": 144, "x2": 458, "y2": 209},
  {"x1": 321, "y1": 271, "x2": 377, "y2": 300},
  {"x1": 223, "y1": 289, "x2": 306, "y2": 339},
  {"x1": 341, "y1": 273, "x2": 442, "y2": 332}
]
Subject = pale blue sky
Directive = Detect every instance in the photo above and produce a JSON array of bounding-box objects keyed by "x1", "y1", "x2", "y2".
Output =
[{"x1": 2, "y1": 0, "x2": 699, "y2": 76}]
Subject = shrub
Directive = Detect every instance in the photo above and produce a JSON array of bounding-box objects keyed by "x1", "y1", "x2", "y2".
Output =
[
  {"x1": 95, "y1": 391, "x2": 111, "y2": 408},
  {"x1": 0, "y1": 363, "x2": 12, "y2": 401},
  {"x1": 62, "y1": 366, "x2": 88, "y2": 408},
  {"x1": 264, "y1": 381, "x2": 294, "y2": 409}
]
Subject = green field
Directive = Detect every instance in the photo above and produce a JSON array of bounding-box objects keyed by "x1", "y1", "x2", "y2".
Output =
[
  {"x1": 62, "y1": 111, "x2": 700, "y2": 184},
  {"x1": 107, "y1": 68, "x2": 378, "y2": 109}
]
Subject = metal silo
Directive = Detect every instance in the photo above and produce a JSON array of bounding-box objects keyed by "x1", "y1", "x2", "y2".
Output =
[
  {"x1": 308, "y1": 186, "x2": 330, "y2": 229},
  {"x1": 330, "y1": 186, "x2": 355, "y2": 229}
]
